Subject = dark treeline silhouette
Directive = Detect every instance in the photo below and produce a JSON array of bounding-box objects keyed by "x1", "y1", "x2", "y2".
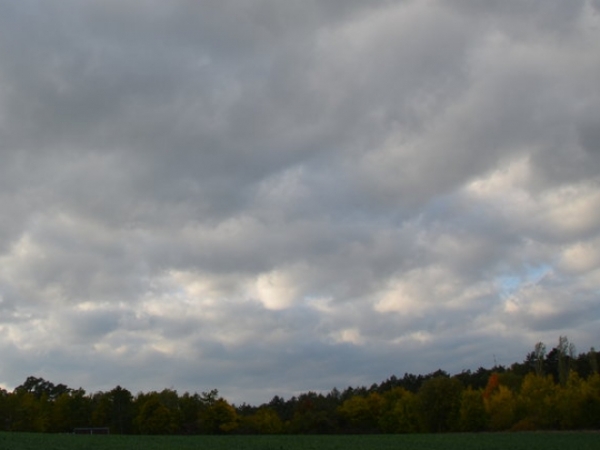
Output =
[{"x1": 1, "y1": 336, "x2": 598, "y2": 434}]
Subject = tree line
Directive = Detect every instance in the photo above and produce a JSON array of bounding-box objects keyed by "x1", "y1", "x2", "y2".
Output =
[{"x1": 0, "y1": 336, "x2": 598, "y2": 434}]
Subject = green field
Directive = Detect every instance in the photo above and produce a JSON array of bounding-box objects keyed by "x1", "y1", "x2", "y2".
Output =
[{"x1": 0, "y1": 432, "x2": 598, "y2": 450}]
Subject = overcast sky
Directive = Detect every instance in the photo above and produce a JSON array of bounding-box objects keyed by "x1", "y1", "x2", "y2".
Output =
[{"x1": 1, "y1": 0, "x2": 600, "y2": 405}]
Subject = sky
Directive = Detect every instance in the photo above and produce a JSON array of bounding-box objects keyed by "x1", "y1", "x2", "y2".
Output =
[{"x1": 1, "y1": 0, "x2": 600, "y2": 405}]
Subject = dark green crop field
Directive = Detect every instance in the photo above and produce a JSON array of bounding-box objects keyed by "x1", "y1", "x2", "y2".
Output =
[{"x1": 0, "y1": 432, "x2": 598, "y2": 450}]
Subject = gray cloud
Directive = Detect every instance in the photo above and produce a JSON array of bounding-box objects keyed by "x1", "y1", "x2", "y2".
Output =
[{"x1": 0, "y1": 0, "x2": 599, "y2": 404}]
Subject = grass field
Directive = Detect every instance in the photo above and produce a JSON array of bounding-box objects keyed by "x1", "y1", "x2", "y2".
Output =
[{"x1": 0, "y1": 431, "x2": 598, "y2": 450}]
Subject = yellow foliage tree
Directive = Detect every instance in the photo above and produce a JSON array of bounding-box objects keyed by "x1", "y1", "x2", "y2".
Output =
[
  {"x1": 459, "y1": 387, "x2": 488, "y2": 431},
  {"x1": 517, "y1": 373, "x2": 558, "y2": 429},
  {"x1": 136, "y1": 396, "x2": 179, "y2": 435},
  {"x1": 200, "y1": 398, "x2": 239, "y2": 434},
  {"x1": 379, "y1": 387, "x2": 420, "y2": 433},
  {"x1": 485, "y1": 385, "x2": 516, "y2": 431},
  {"x1": 242, "y1": 407, "x2": 283, "y2": 434},
  {"x1": 338, "y1": 392, "x2": 383, "y2": 432},
  {"x1": 556, "y1": 372, "x2": 585, "y2": 429}
]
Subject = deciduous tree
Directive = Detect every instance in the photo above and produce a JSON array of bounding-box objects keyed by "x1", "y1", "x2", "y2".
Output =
[
  {"x1": 417, "y1": 376, "x2": 463, "y2": 433},
  {"x1": 485, "y1": 385, "x2": 516, "y2": 431},
  {"x1": 200, "y1": 398, "x2": 239, "y2": 434},
  {"x1": 518, "y1": 373, "x2": 558, "y2": 429},
  {"x1": 459, "y1": 387, "x2": 488, "y2": 431},
  {"x1": 135, "y1": 394, "x2": 179, "y2": 435}
]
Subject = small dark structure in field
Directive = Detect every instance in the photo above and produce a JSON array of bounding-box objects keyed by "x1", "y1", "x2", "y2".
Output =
[{"x1": 73, "y1": 427, "x2": 110, "y2": 435}]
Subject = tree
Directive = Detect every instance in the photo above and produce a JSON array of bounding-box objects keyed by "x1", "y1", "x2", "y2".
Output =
[
  {"x1": 241, "y1": 407, "x2": 283, "y2": 434},
  {"x1": 417, "y1": 376, "x2": 463, "y2": 432},
  {"x1": 91, "y1": 391, "x2": 112, "y2": 429},
  {"x1": 0, "y1": 389, "x2": 10, "y2": 432},
  {"x1": 556, "y1": 372, "x2": 585, "y2": 429},
  {"x1": 580, "y1": 373, "x2": 600, "y2": 429},
  {"x1": 135, "y1": 394, "x2": 179, "y2": 435},
  {"x1": 533, "y1": 342, "x2": 546, "y2": 377},
  {"x1": 90, "y1": 386, "x2": 135, "y2": 434},
  {"x1": 378, "y1": 387, "x2": 420, "y2": 433},
  {"x1": 338, "y1": 392, "x2": 383, "y2": 433},
  {"x1": 179, "y1": 392, "x2": 202, "y2": 434},
  {"x1": 483, "y1": 373, "x2": 500, "y2": 400},
  {"x1": 590, "y1": 347, "x2": 599, "y2": 374},
  {"x1": 288, "y1": 392, "x2": 338, "y2": 434},
  {"x1": 557, "y1": 336, "x2": 575, "y2": 386},
  {"x1": 268, "y1": 395, "x2": 295, "y2": 423},
  {"x1": 200, "y1": 398, "x2": 239, "y2": 434},
  {"x1": 9, "y1": 391, "x2": 45, "y2": 432},
  {"x1": 108, "y1": 386, "x2": 134, "y2": 434},
  {"x1": 15, "y1": 376, "x2": 70, "y2": 400},
  {"x1": 200, "y1": 389, "x2": 219, "y2": 407},
  {"x1": 575, "y1": 347, "x2": 599, "y2": 378},
  {"x1": 485, "y1": 385, "x2": 516, "y2": 431},
  {"x1": 517, "y1": 373, "x2": 558, "y2": 429},
  {"x1": 52, "y1": 389, "x2": 92, "y2": 432},
  {"x1": 459, "y1": 387, "x2": 488, "y2": 431}
]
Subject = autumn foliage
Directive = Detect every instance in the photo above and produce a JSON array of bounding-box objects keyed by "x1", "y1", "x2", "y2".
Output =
[{"x1": 0, "y1": 337, "x2": 598, "y2": 434}]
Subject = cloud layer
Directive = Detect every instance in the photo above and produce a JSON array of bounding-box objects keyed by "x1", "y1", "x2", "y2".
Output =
[{"x1": 1, "y1": 0, "x2": 600, "y2": 404}]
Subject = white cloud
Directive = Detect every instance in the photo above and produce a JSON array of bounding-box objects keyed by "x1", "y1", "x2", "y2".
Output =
[
  {"x1": 253, "y1": 269, "x2": 299, "y2": 311},
  {"x1": 375, "y1": 265, "x2": 494, "y2": 316}
]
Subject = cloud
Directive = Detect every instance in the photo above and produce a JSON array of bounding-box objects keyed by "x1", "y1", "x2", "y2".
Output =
[{"x1": 0, "y1": 0, "x2": 599, "y2": 404}]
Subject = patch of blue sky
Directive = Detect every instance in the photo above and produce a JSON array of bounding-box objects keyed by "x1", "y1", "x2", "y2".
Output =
[{"x1": 496, "y1": 264, "x2": 553, "y2": 299}]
